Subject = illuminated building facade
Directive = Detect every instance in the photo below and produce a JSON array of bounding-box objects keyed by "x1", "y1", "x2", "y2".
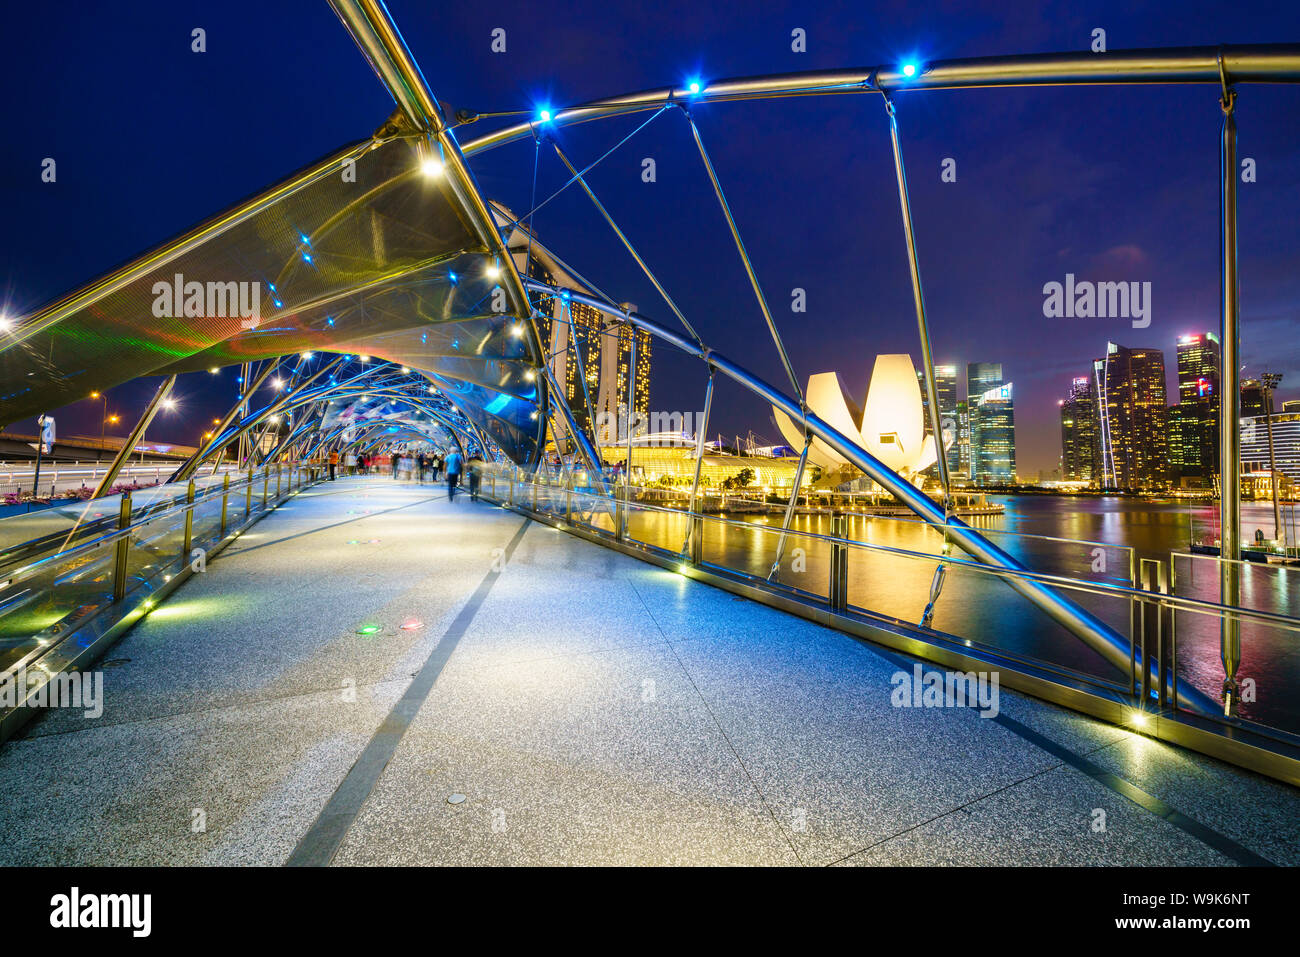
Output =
[
  {"x1": 527, "y1": 263, "x2": 651, "y2": 447},
  {"x1": 1171, "y1": 332, "x2": 1221, "y2": 484},
  {"x1": 1093, "y1": 342, "x2": 1169, "y2": 490},
  {"x1": 1059, "y1": 376, "x2": 1100, "y2": 483},
  {"x1": 918, "y1": 364, "x2": 961, "y2": 474},
  {"x1": 595, "y1": 309, "x2": 652, "y2": 445},
  {"x1": 1242, "y1": 412, "x2": 1300, "y2": 483},
  {"x1": 1241, "y1": 379, "x2": 1269, "y2": 418},
  {"x1": 971, "y1": 382, "x2": 1016, "y2": 484},
  {"x1": 967, "y1": 363, "x2": 1014, "y2": 484}
]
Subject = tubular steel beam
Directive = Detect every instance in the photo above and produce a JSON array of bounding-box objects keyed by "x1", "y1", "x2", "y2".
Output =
[
  {"x1": 91, "y1": 375, "x2": 177, "y2": 498},
  {"x1": 884, "y1": 96, "x2": 953, "y2": 515},
  {"x1": 171, "y1": 361, "x2": 281, "y2": 482},
  {"x1": 1219, "y1": 78, "x2": 1242, "y2": 716},
  {"x1": 688, "y1": 117, "x2": 804, "y2": 404},
  {"x1": 525, "y1": 277, "x2": 1218, "y2": 715},
  {"x1": 327, "y1": 0, "x2": 553, "y2": 465},
  {"x1": 681, "y1": 371, "x2": 715, "y2": 557},
  {"x1": 550, "y1": 141, "x2": 704, "y2": 345},
  {"x1": 461, "y1": 45, "x2": 1300, "y2": 158}
]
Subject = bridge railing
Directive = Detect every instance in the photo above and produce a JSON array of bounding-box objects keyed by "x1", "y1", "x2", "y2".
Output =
[
  {"x1": 478, "y1": 462, "x2": 1300, "y2": 785},
  {"x1": 0, "y1": 462, "x2": 326, "y2": 742}
]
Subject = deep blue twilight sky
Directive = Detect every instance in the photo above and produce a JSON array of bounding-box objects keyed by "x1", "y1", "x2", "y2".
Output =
[{"x1": 2, "y1": 0, "x2": 1298, "y2": 475}]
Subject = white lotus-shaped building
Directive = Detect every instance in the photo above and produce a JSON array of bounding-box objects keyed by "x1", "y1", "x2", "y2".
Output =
[{"x1": 773, "y1": 355, "x2": 949, "y2": 483}]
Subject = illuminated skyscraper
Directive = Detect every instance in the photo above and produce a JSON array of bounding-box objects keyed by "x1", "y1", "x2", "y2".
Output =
[
  {"x1": 1241, "y1": 379, "x2": 1269, "y2": 418},
  {"x1": 1171, "y1": 332, "x2": 1221, "y2": 484},
  {"x1": 595, "y1": 305, "x2": 652, "y2": 444},
  {"x1": 918, "y1": 364, "x2": 960, "y2": 473},
  {"x1": 526, "y1": 261, "x2": 651, "y2": 448},
  {"x1": 1060, "y1": 376, "x2": 1099, "y2": 483},
  {"x1": 967, "y1": 363, "x2": 1013, "y2": 484},
  {"x1": 1093, "y1": 342, "x2": 1169, "y2": 490}
]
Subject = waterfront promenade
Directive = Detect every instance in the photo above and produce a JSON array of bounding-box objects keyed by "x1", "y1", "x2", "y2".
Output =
[{"x1": 0, "y1": 476, "x2": 1295, "y2": 866}]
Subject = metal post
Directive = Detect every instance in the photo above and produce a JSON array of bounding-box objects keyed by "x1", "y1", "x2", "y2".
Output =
[
  {"x1": 884, "y1": 96, "x2": 953, "y2": 521},
  {"x1": 1218, "y1": 72, "x2": 1242, "y2": 716},
  {"x1": 681, "y1": 372, "x2": 714, "y2": 558},
  {"x1": 112, "y1": 492, "x2": 132, "y2": 602},
  {"x1": 262, "y1": 470, "x2": 269, "y2": 509},
  {"x1": 1262, "y1": 373, "x2": 1284, "y2": 545},
  {"x1": 687, "y1": 118, "x2": 802, "y2": 405},
  {"x1": 182, "y1": 478, "x2": 196, "y2": 558},
  {"x1": 220, "y1": 474, "x2": 230, "y2": 535},
  {"x1": 829, "y1": 514, "x2": 848, "y2": 612},
  {"x1": 1129, "y1": 547, "x2": 1139, "y2": 698},
  {"x1": 276, "y1": 463, "x2": 283, "y2": 499},
  {"x1": 623, "y1": 325, "x2": 638, "y2": 538},
  {"x1": 30, "y1": 416, "x2": 45, "y2": 503},
  {"x1": 1139, "y1": 558, "x2": 1173, "y2": 710}
]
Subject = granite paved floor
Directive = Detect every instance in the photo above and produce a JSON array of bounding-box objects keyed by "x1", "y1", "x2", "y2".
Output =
[{"x1": 1, "y1": 476, "x2": 1296, "y2": 866}]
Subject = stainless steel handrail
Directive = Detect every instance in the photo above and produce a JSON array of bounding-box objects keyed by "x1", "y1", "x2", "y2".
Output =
[
  {"x1": 0, "y1": 466, "x2": 309, "y2": 594},
  {"x1": 500, "y1": 470, "x2": 1300, "y2": 637}
]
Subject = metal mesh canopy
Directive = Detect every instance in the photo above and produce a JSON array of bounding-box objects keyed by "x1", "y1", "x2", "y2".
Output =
[
  {"x1": 321, "y1": 388, "x2": 462, "y2": 450},
  {"x1": 0, "y1": 124, "x2": 547, "y2": 463}
]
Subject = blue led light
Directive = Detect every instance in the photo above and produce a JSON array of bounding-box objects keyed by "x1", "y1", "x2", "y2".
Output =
[
  {"x1": 448, "y1": 271, "x2": 458, "y2": 284},
  {"x1": 300, "y1": 233, "x2": 311, "y2": 246},
  {"x1": 273, "y1": 298, "x2": 284, "y2": 308},
  {"x1": 687, "y1": 78, "x2": 702, "y2": 94},
  {"x1": 268, "y1": 283, "x2": 277, "y2": 292},
  {"x1": 902, "y1": 63, "x2": 917, "y2": 77},
  {"x1": 538, "y1": 108, "x2": 552, "y2": 123},
  {"x1": 301, "y1": 253, "x2": 313, "y2": 264},
  {"x1": 326, "y1": 317, "x2": 335, "y2": 326}
]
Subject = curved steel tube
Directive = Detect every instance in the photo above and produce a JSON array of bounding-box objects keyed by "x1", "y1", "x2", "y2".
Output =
[
  {"x1": 327, "y1": 0, "x2": 560, "y2": 468},
  {"x1": 461, "y1": 45, "x2": 1300, "y2": 158}
]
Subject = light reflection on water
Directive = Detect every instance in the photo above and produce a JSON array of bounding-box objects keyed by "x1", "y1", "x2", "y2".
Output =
[{"x1": 618, "y1": 494, "x2": 1300, "y2": 734}]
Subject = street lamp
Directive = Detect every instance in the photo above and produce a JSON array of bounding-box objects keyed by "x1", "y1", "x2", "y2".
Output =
[{"x1": 89, "y1": 391, "x2": 109, "y2": 452}]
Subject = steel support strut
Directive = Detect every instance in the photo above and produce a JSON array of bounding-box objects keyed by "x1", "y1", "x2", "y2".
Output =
[
  {"x1": 92, "y1": 375, "x2": 177, "y2": 498},
  {"x1": 883, "y1": 96, "x2": 953, "y2": 518},
  {"x1": 768, "y1": 435, "x2": 812, "y2": 581},
  {"x1": 327, "y1": 0, "x2": 553, "y2": 466},
  {"x1": 682, "y1": 371, "x2": 715, "y2": 560},
  {"x1": 1218, "y1": 66, "x2": 1243, "y2": 716}
]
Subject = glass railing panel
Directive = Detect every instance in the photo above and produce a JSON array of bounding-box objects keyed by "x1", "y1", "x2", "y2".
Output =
[
  {"x1": 0, "y1": 495, "x2": 125, "y2": 554},
  {"x1": 0, "y1": 543, "x2": 118, "y2": 674},
  {"x1": 122, "y1": 508, "x2": 186, "y2": 598},
  {"x1": 624, "y1": 500, "x2": 687, "y2": 554}
]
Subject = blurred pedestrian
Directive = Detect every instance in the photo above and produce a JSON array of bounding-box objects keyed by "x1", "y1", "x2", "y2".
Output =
[{"x1": 444, "y1": 448, "x2": 463, "y2": 501}]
